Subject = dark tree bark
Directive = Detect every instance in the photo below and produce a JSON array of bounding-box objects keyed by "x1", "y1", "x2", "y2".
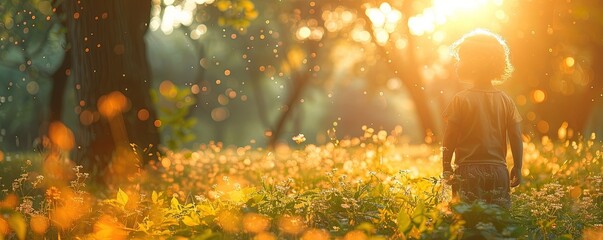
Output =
[
  {"x1": 269, "y1": 69, "x2": 312, "y2": 147},
  {"x1": 49, "y1": 51, "x2": 70, "y2": 123},
  {"x1": 64, "y1": 0, "x2": 160, "y2": 181}
]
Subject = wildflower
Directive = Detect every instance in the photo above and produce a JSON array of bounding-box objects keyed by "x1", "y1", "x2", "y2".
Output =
[
  {"x1": 293, "y1": 134, "x2": 306, "y2": 144},
  {"x1": 17, "y1": 197, "x2": 34, "y2": 215},
  {"x1": 32, "y1": 175, "x2": 44, "y2": 188},
  {"x1": 46, "y1": 187, "x2": 61, "y2": 202}
]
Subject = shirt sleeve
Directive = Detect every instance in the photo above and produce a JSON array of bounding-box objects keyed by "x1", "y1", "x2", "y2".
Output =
[
  {"x1": 510, "y1": 104, "x2": 522, "y2": 123},
  {"x1": 443, "y1": 95, "x2": 462, "y2": 124},
  {"x1": 505, "y1": 94, "x2": 522, "y2": 124}
]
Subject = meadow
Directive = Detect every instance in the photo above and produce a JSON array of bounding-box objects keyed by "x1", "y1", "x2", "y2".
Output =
[{"x1": 0, "y1": 126, "x2": 602, "y2": 239}]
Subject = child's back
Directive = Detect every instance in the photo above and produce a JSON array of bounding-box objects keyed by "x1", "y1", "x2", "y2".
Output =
[
  {"x1": 442, "y1": 30, "x2": 523, "y2": 208},
  {"x1": 444, "y1": 89, "x2": 522, "y2": 166}
]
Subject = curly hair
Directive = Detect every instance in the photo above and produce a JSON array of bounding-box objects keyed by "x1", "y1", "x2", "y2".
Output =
[{"x1": 450, "y1": 29, "x2": 513, "y2": 85}]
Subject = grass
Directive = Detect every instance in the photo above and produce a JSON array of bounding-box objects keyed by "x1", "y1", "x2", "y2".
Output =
[{"x1": 0, "y1": 128, "x2": 602, "y2": 239}]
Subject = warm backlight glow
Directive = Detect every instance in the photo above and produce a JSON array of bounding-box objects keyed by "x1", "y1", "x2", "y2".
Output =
[
  {"x1": 48, "y1": 122, "x2": 75, "y2": 151},
  {"x1": 564, "y1": 56, "x2": 575, "y2": 67},
  {"x1": 533, "y1": 89, "x2": 546, "y2": 103},
  {"x1": 408, "y1": 0, "x2": 501, "y2": 36},
  {"x1": 98, "y1": 91, "x2": 128, "y2": 118},
  {"x1": 365, "y1": 2, "x2": 402, "y2": 45}
]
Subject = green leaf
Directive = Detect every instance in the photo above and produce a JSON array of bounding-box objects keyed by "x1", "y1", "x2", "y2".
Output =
[
  {"x1": 182, "y1": 214, "x2": 201, "y2": 226},
  {"x1": 171, "y1": 197, "x2": 180, "y2": 210},
  {"x1": 8, "y1": 212, "x2": 26, "y2": 240},
  {"x1": 356, "y1": 222, "x2": 376, "y2": 234},
  {"x1": 397, "y1": 209, "x2": 412, "y2": 233},
  {"x1": 152, "y1": 191, "x2": 158, "y2": 204},
  {"x1": 117, "y1": 188, "x2": 129, "y2": 206}
]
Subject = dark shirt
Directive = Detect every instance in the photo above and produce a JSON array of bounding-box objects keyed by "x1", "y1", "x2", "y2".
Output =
[{"x1": 443, "y1": 88, "x2": 522, "y2": 166}]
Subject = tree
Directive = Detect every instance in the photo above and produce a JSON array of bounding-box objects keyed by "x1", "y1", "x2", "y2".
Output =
[
  {"x1": 263, "y1": 0, "x2": 439, "y2": 145},
  {"x1": 64, "y1": 0, "x2": 160, "y2": 182}
]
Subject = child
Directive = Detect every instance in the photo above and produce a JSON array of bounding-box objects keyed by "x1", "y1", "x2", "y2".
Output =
[{"x1": 442, "y1": 29, "x2": 523, "y2": 208}]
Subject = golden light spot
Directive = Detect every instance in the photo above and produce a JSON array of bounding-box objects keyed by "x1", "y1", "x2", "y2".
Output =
[
  {"x1": 73, "y1": 12, "x2": 80, "y2": 19},
  {"x1": 137, "y1": 109, "x2": 150, "y2": 121},
  {"x1": 218, "y1": 94, "x2": 229, "y2": 105},
  {"x1": 175, "y1": 164, "x2": 184, "y2": 172},
  {"x1": 0, "y1": 217, "x2": 8, "y2": 236},
  {"x1": 43, "y1": 154, "x2": 74, "y2": 181},
  {"x1": 154, "y1": 120, "x2": 162, "y2": 127},
  {"x1": 51, "y1": 206, "x2": 78, "y2": 229},
  {"x1": 216, "y1": 79, "x2": 222, "y2": 85},
  {"x1": 296, "y1": 26, "x2": 311, "y2": 40},
  {"x1": 48, "y1": 121, "x2": 75, "y2": 151},
  {"x1": 583, "y1": 226, "x2": 603, "y2": 239},
  {"x1": 516, "y1": 95, "x2": 527, "y2": 106},
  {"x1": 537, "y1": 120, "x2": 549, "y2": 133},
  {"x1": 211, "y1": 107, "x2": 229, "y2": 122},
  {"x1": 255, "y1": 232, "x2": 277, "y2": 240},
  {"x1": 0, "y1": 194, "x2": 18, "y2": 208},
  {"x1": 0, "y1": 151, "x2": 3, "y2": 162},
  {"x1": 161, "y1": 158, "x2": 171, "y2": 169},
  {"x1": 558, "y1": 121, "x2": 569, "y2": 140},
  {"x1": 93, "y1": 215, "x2": 128, "y2": 240},
  {"x1": 243, "y1": 213, "x2": 270, "y2": 233},
  {"x1": 98, "y1": 91, "x2": 128, "y2": 118},
  {"x1": 532, "y1": 89, "x2": 546, "y2": 103},
  {"x1": 278, "y1": 215, "x2": 306, "y2": 235},
  {"x1": 30, "y1": 215, "x2": 49, "y2": 235},
  {"x1": 264, "y1": 130, "x2": 273, "y2": 137},
  {"x1": 217, "y1": 211, "x2": 242, "y2": 233},
  {"x1": 301, "y1": 229, "x2": 330, "y2": 240},
  {"x1": 225, "y1": 69, "x2": 231, "y2": 76},
  {"x1": 191, "y1": 84, "x2": 200, "y2": 94},
  {"x1": 159, "y1": 80, "x2": 177, "y2": 98},
  {"x1": 565, "y1": 57, "x2": 575, "y2": 67},
  {"x1": 526, "y1": 111, "x2": 536, "y2": 121},
  {"x1": 343, "y1": 230, "x2": 368, "y2": 240},
  {"x1": 79, "y1": 110, "x2": 95, "y2": 126},
  {"x1": 26, "y1": 81, "x2": 40, "y2": 95},
  {"x1": 226, "y1": 89, "x2": 237, "y2": 99},
  {"x1": 569, "y1": 186, "x2": 582, "y2": 199}
]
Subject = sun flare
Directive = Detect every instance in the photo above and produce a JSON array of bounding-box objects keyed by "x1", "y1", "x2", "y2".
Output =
[{"x1": 408, "y1": 0, "x2": 503, "y2": 36}]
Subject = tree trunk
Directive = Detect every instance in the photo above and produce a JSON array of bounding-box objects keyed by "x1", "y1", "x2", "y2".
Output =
[
  {"x1": 269, "y1": 69, "x2": 312, "y2": 147},
  {"x1": 49, "y1": 50, "x2": 70, "y2": 123},
  {"x1": 358, "y1": 5, "x2": 437, "y2": 142},
  {"x1": 65, "y1": 0, "x2": 160, "y2": 182}
]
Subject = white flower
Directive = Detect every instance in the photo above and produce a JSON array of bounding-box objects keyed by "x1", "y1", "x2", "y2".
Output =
[{"x1": 292, "y1": 134, "x2": 306, "y2": 144}]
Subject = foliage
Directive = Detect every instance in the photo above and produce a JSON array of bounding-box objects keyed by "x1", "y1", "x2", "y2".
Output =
[
  {"x1": 0, "y1": 129, "x2": 602, "y2": 239},
  {"x1": 151, "y1": 82, "x2": 198, "y2": 150}
]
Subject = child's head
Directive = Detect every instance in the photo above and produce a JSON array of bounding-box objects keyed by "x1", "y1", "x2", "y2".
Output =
[{"x1": 450, "y1": 29, "x2": 513, "y2": 85}]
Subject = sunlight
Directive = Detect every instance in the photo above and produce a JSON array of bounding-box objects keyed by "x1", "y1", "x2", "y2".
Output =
[
  {"x1": 152, "y1": 0, "x2": 204, "y2": 34},
  {"x1": 408, "y1": 0, "x2": 502, "y2": 36}
]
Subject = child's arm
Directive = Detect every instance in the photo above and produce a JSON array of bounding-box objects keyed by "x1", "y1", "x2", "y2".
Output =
[
  {"x1": 442, "y1": 121, "x2": 458, "y2": 179},
  {"x1": 508, "y1": 122, "x2": 523, "y2": 187}
]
